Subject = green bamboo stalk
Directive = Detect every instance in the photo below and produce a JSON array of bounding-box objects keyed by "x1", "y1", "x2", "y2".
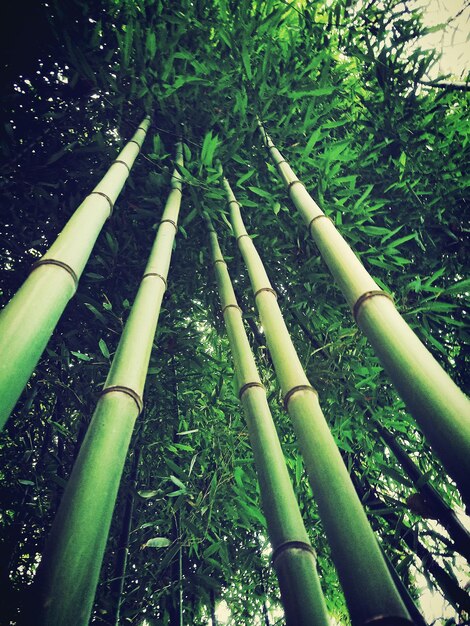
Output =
[
  {"x1": 222, "y1": 177, "x2": 413, "y2": 626},
  {"x1": 379, "y1": 545, "x2": 429, "y2": 626},
  {"x1": 109, "y1": 446, "x2": 141, "y2": 626},
  {"x1": 31, "y1": 143, "x2": 184, "y2": 626},
  {"x1": 350, "y1": 464, "x2": 470, "y2": 613},
  {"x1": 0, "y1": 116, "x2": 151, "y2": 430},
  {"x1": 257, "y1": 120, "x2": 470, "y2": 510},
  {"x1": 206, "y1": 216, "x2": 329, "y2": 626},
  {"x1": 374, "y1": 421, "x2": 470, "y2": 562}
]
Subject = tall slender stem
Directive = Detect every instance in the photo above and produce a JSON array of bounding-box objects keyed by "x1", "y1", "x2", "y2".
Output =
[
  {"x1": 350, "y1": 464, "x2": 470, "y2": 613},
  {"x1": 375, "y1": 421, "x2": 470, "y2": 562},
  {"x1": 256, "y1": 120, "x2": 470, "y2": 509},
  {"x1": 31, "y1": 143, "x2": 184, "y2": 626},
  {"x1": 0, "y1": 117, "x2": 151, "y2": 429},
  {"x1": 379, "y1": 545, "x2": 429, "y2": 626},
  {"x1": 222, "y1": 176, "x2": 413, "y2": 626},
  {"x1": 206, "y1": 216, "x2": 329, "y2": 626}
]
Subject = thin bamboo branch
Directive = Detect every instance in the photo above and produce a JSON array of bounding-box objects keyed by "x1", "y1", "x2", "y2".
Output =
[
  {"x1": 31, "y1": 143, "x2": 184, "y2": 626},
  {"x1": 206, "y1": 216, "x2": 329, "y2": 626},
  {"x1": 222, "y1": 176, "x2": 413, "y2": 626},
  {"x1": 351, "y1": 465, "x2": 470, "y2": 613},
  {"x1": 0, "y1": 116, "x2": 151, "y2": 429},
  {"x1": 375, "y1": 421, "x2": 470, "y2": 563},
  {"x1": 418, "y1": 79, "x2": 470, "y2": 92},
  {"x1": 256, "y1": 119, "x2": 470, "y2": 511}
]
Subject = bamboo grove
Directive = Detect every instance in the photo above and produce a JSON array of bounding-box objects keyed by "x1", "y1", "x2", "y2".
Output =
[{"x1": 1, "y1": 1, "x2": 469, "y2": 625}]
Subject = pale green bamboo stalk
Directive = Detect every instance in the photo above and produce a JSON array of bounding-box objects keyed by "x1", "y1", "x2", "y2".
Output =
[
  {"x1": 256, "y1": 119, "x2": 470, "y2": 510},
  {"x1": 0, "y1": 117, "x2": 151, "y2": 430},
  {"x1": 32, "y1": 144, "x2": 184, "y2": 626},
  {"x1": 223, "y1": 177, "x2": 413, "y2": 626},
  {"x1": 206, "y1": 216, "x2": 329, "y2": 626}
]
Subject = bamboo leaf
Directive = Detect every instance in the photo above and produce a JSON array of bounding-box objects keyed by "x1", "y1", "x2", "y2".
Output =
[
  {"x1": 138, "y1": 490, "x2": 160, "y2": 499},
  {"x1": 71, "y1": 351, "x2": 92, "y2": 361},
  {"x1": 290, "y1": 87, "x2": 336, "y2": 99},
  {"x1": 248, "y1": 186, "x2": 271, "y2": 199},
  {"x1": 241, "y1": 46, "x2": 252, "y2": 80},
  {"x1": 84, "y1": 303, "x2": 107, "y2": 325},
  {"x1": 143, "y1": 537, "x2": 171, "y2": 548},
  {"x1": 170, "y1": 475, "x2": 186, "y2": 490},
  {"x1": 353, "y1": 185, "x2": 374, "y2": 212},
  {"x1": 302, "y1": 129, "x2": 322, "y2": 158},
  {"x1": 236, "y1": 169, "x2": 256, "y2": 187},
  {"x1": 99, "y1": 339, "x2": 110, "y2": 359},
  {"x1": 385, "y1": 233, "x2": 416, "y2": 250},
  {"x1": 146, "y1": 30, "x2": 156, "y2": 60},
  {"x1": 445, "y1": 278, "x2": 470, "y2": 295},
  {"x1": 46, "y1": 142, "x2": 77, "y2": 165}
]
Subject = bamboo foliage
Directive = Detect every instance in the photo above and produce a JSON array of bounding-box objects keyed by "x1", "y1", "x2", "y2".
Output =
[
  {"x1": 206, "y1": 216, "x2": 329, "y2": 626},
  {"x1": 256, "y1": 120, "x2": 470, "y2": 510},
  {"x1": 0, "y1": 117, "x2": 151, "y2": 430},
  {"x1": 31, "y1": 143, "x2": 184, "y2": 626},
  {"x1": 222, "y1": 177, "x2": 413, "y2": 626}
]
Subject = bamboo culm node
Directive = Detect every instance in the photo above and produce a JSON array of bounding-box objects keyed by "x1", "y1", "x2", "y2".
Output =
[
  {"x1": 256, "y1": 118, "x2": 470, "y2": 511},
  {"x1": 206, "y1": 216, "x2": 330, "y2": 626},
  {"x1": 30, "y1": 259, "x2": 79, "y2": 290},
  {"x1": 32, "y1": 142, "x2": 184, "y2": 626},
  {"x1": 222, "y1": 173, "x2": 413, "y2": 626},
  {"x1": 0, "y1": 116, "x2": 151, "y2": 430}
]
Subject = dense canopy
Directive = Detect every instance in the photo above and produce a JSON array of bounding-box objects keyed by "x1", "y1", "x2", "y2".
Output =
[{"x1": 0, "y1": 0, "x2": 469, "y2": 624}]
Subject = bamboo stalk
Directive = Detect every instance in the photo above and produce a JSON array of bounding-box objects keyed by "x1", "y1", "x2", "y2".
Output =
[
  {"x1": 351, "y1": 464, "x2": 470, "y2": 613},
  {"x1": 375, "y1": 421, "x2": 470, "y2": 562},
  {"x1": 31, "y1": 143, "x2": 184, "y2": 626},
  {"x1": 256, "y1": 119, "x2": 470, "y2": 510},
  {"x1": 379, "y1": 546, "x2": 429, "y2": 626},
  {"x1": 109, "y1": 446, "x2": 141, "y2": 626},
  {"x1": 222, "y1": 177, "x2": 413, "y2": 626},
  {"x1": 206, "y1": 216, "x2": 329, "y2": 626},
  {"x1": 0, "y1": 116, "x2": 151, "y2": 430}
]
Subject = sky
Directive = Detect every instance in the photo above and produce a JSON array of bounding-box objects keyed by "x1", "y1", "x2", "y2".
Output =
[{"x1": 415, "y1": 0, "x2": 470, "y2": 80}]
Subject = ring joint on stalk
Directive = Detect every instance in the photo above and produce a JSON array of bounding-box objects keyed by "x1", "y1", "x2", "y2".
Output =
[
  {"x1": 221, "y1": 303, "x2": 242, "y2": 316},
  {"x1": 271, "y1": 541, "x2": 316, "y2": 566},
  {"x1": 111, "y1": 159, "x2": 131, "y2": 173},
  {"x1": 236, "y1": 233, "x2": 250, "y2": 243},
  {"x1": 308, "y1": 214, "x2": 332, "y2": 233},
  {"x1": 274, "y1": 159, "x2": 288, "y2": 167},
  {"x1": 137, "y1": 126, "x2": 148, "y2": 133},
  {"x1": 213, "y1": 259, "x2": 227, "y2": 267},
  {"x1": 159, "y1": 219, "x2": 178, "y2": 231},
  {"x1": 283, "y1": 385, "x2": 318, "y2": 411},
  {"x1": 30, "y1": 259, "x2": 79, "y2": 290},
  {"x1": 128, "y1": 139, "x2": 142, "y2": 149},
  {"x1": 142, "y1": 272, "x2": 167, "y2": 288},
  {"x1": 254, "y1": 287, "x2": 277, "y2": 300},
  {"x1": 352, "y1": 290, "x2": 394, "y2": 323},
  {"x1": 287, "y1": 179, "x2": 304, "y2": 194},
  {"x1": 170, "y1": 186, "x2": 183, "y2": 195},
  {"x1": 238, "y1": 381, "x2": 264, "y2": 399},
  {"x1": 88, "y1": 191, "x2": 114, "y2": 216},
  {"x1": 99, "y1": 385, "x2": 143, "y2": 414}
]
